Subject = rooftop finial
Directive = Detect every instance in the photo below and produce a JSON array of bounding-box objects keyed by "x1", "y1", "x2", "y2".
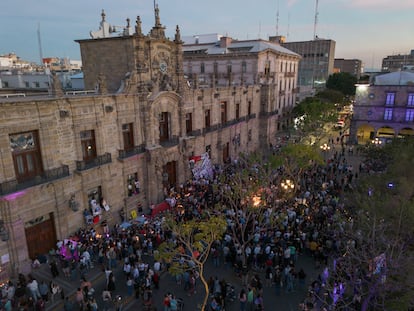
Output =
[
  {"x1": 101, "y1": 9, "x2": 106, "y2": 22},
  {"x1": 175, "y1": 25, "x2": 181, "y2": 43},
  {"x1": 154, "y1": 2, "x2": 161, "y2": 27},
  {"x1": 135, "y1": 16, "x2": 142, "y2": 36}
]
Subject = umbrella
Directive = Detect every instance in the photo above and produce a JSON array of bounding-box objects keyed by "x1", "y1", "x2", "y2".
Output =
[
  {"x1": 134, "y1": 215, "x2": 148, "y2": 225},
  {"x1": 120, "y1": 221, "x2": 132, "y2": 229}
]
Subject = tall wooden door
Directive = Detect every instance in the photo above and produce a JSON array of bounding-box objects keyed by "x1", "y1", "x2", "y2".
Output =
[
  {"x1": 163, "y1": 161, "x2": 177, "y2": 189},
  {"x1": 25, "y1": 213, "x2": 57, "y2": 260},
  {"x1": 222, "y1": 142, "x2": 230, "y2": 163}
]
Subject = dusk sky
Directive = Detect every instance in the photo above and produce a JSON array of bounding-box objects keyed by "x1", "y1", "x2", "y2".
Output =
[{"x1": 1, "y1": 0, "x2": 413, "y2": 70}]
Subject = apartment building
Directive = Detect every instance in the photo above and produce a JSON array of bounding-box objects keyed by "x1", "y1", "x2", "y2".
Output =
[
  {"x1": 334, "y1": 58, "x2": 362, "y2": 79},
  {"x1": 282, "y1": 38, "x2": 336, "y2": 96}
]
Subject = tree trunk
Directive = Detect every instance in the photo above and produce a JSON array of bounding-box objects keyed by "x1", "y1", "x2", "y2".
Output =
[{"x1": 199, "y1": 264, "x2": 209, "y2": 311}]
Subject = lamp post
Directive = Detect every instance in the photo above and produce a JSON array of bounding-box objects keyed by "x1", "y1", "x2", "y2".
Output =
[
  {"x1": 281, "y1": 179, "x2": 295, "y2": 195},
  {"x1": 320, "y1": 143, "x2": 331, "y2": 161},
  {"x1": 371, "y1": 138, "x2": 382, "y2": 146}
]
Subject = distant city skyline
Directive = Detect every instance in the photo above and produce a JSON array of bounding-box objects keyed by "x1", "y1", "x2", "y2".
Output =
[{"x1": 1, "y1": 0, "x2": 413, "y2": 70}]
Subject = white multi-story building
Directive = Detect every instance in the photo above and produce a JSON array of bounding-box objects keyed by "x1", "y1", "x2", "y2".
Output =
[{"x1": 182, "y1": 34, "x2": 301, "y2": 133}]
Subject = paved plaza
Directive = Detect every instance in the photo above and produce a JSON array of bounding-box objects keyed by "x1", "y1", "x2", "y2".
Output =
[{"x1": 31, "y1": 248, "x2": 322, "y2": 311}]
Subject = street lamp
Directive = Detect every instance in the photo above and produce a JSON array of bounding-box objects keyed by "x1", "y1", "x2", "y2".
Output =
[
  {"x1": 320, "y1": 143, "x2": 331, "y2": 161},
  {"x1": 281, "y1": 179, "x2": 295, "y2": 192},
  {"x1": 320, "y1": 143, "x2": 331, "y2": 152},
  {"x1": 371, "y1": 138, "x2": 382, "y2": 146}
]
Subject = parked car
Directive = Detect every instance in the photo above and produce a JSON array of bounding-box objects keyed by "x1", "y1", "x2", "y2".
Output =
[{"x1": 334, "y1": 120, "x2": 345, "y2": 129}]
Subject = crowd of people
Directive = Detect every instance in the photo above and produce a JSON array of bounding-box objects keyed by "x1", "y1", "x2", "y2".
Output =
[{"x1": 0, "y1": 140, "x2": 366, "y2": 311}]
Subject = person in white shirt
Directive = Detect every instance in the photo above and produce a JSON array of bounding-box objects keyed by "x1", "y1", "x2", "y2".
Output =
[
  {"x1": 153, "y1": 260, "x2": 161, "y2": 272},
  {"x1": 27, "y1": 278, "x2": 41, "y2": 302},
  {"x1": 82, "y1": 250, "x2": 91, "y2": 269}
]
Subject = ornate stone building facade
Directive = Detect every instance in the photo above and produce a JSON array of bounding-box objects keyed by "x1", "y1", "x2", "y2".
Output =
[{"x1": 0, "y1": 7, "x2": 299, "y2": 279}]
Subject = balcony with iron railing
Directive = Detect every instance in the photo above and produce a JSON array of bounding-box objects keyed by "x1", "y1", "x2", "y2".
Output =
[
  {"x1": 0, "y1": 165, "x2": 70, "y2": 196},
  {"x1": 160, "y1": 136, "x2": 179, "y2": 148},
  {"x1": 76, "y1": 153, "x2": 112, "y2": 171},
  {"x1": 203, "y1": 124, "x2": 220, "y2": 134},
  {"x1": 186, "y1": 129, "x2": 202, "y2": 137},
  {"x1": 222, "y1": 119, "x2": 239, "y2": 128},
  {"x1": 247, "y1": 113, "x2": 256, "y2": 120},
  {"x1": 284, "y1": 72, "x2": 296, "y2": 78},
  {"x1": 118, "y1": 144, "x2": 146, "y2": 160}
]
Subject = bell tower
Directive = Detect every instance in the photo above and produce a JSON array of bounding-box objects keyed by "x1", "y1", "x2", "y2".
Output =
[{"x1": 77, "y1": 4, "x2": 185, "y2": 95}]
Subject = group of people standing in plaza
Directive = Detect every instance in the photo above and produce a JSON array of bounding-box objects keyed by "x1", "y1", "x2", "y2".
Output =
[{"x1": 0, "y1": 139, "x2": 365, "y2": 311}]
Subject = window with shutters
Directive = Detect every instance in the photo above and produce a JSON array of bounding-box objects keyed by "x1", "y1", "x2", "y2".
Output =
[
  {"x1": 122, "y1": 123, "x2": 134, "y2": 150},
  {"x1": 10, "y1": 130, "x2": 43, "y2": 182}
]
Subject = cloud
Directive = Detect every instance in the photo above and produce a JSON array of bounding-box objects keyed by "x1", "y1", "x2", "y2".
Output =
[{"x1": 346, "y1": 0, "x2": 414, "y2": 10}]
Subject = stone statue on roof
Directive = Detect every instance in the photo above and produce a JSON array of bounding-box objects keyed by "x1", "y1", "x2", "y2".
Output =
[
  {"x1": 155, "y1": 4, "x2": 161, "y2": 27},
  {"x1": 96, "y1": 73, "x2": 108, "y2": 95},
  {"x1": 90, "y1": 10, "x2": 112, "y2": 39},
  {"x1": 135, "y1": 16, "x2": 142, "y2": 36},
  {"x1": 51, "y1": 72, "x2": 63, "y2": 97},
  {"x1": 174, "y1": 25, "x2": 182, "y2": 43}
]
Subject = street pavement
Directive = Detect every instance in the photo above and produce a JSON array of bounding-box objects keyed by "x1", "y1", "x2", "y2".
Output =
[{"x1": 31, "y1": 250, "x2": 322, "y2": 311}]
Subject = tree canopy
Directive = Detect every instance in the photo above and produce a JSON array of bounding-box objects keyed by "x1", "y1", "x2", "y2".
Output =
[
  {"x1": 292, "y1": 97, "x2": 337, "y2": 142},
  {"x1": 326, "y1": 72, "x2": 358, "y2": 96},
  {"x1": 157, "y1": 215, "x2": 227, "y2": 311},
  {"x1": 334, "y1": 137, "x2": 414, "y2": 310},
  {"x1": 316, "y1": 89, "x2": 345, "y2": 104}
]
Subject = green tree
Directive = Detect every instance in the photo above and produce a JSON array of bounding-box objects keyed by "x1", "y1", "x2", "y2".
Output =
[
  {"x1": 157, "y1": 215, "x2": 227, "y2": 311},
  {"x1": 214, "y1": 152, "x2": 278, "y2": 266},
  {"x1": 326, "y1": 72, "x2": 358, "y2": 96},
  {"x1": 316, "y1": 89, "x2": 345, "y2": 104},
  {"x1": 330, "y1": 137, "x2": 414, "y2": 310},
  {"x1": 292, "y1": 97, "x2": 337, "y2": 143},
  {"x1": 270, "y1": 144, "x2": 323, "y2": 195}
]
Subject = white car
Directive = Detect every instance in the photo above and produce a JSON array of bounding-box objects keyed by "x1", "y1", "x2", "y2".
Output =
[{"x1": 335, "y1": 120, "x2": 345, "y2": 129}]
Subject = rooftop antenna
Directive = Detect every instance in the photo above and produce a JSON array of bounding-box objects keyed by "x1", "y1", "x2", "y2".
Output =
[
  {"x1": 258, "y1": 21, "x2": 261, "y2": 39},
  {"x1": 276, "y1": 0, "x2": 280, "y2": 36},
  {"x1": 37, "y1": 22, "x2": 44, "y2": 66},
  {"x1": 371, "y1": 53, "x2": 375, "y2": 71},
  {"x1": 287, "y1": 12, "x2": 290, "y2": 40},
  {"x1": 313, "y1": 0, "x2": 319, "y2": 40}
]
